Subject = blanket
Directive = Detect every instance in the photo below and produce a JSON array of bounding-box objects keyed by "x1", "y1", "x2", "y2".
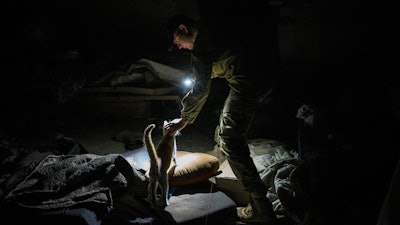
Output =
[
  {"x1": 248, "y1": 139, "x2": 303, "y2": 215},
  {"x1": 4, "y1": 154, "x2": 146, "y2": 210}
]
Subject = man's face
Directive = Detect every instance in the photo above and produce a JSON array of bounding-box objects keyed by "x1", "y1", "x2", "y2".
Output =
[{"x1": 173, "y1": 26, "x2": 195, "y2": 50}]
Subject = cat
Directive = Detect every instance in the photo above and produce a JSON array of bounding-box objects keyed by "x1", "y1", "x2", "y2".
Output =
[{"x1": 143, "y1": 120, "x2": 179, "y2": 208}]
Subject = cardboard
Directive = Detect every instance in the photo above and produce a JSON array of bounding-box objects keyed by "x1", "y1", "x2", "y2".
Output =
[{"x1": 211, "y1": 160, "x2": 250, "y2": 206}]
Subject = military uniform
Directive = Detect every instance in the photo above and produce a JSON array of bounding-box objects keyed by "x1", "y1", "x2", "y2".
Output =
[
  {"x1": 181, "y1": 44, "x2": 276, "y2": 202},
  {"x1": 171, "y1": 10, "x2": 278, "y2": 223}
]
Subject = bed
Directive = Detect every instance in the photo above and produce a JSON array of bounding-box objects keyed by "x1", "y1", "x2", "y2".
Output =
[{"x1": 64, "y1": 58, "x2": 190, "y2": 119}]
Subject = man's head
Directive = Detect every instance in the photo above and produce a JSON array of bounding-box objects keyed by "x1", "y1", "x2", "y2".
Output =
[{"x1": 166, "y1": 14, "x2": 198, "y2": 51}]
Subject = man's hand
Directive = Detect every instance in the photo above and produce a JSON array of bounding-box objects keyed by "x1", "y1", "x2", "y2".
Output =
[{"x1": 163, "y1": 118, "x2": 188, "y2": 135}]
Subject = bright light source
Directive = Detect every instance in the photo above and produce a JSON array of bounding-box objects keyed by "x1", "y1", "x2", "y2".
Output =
[{"x1": 183, "y1": 78, "x2": 194, "y2": 88}]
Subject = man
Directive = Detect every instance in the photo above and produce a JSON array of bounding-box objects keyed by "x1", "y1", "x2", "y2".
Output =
[{"x1": 164, "y1": 12, "x2": 278, "y2": 224}]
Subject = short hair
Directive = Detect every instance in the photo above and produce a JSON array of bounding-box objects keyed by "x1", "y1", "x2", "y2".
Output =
[{"x1": 166, "y1": 14, "x2": 198, "y2": 33}]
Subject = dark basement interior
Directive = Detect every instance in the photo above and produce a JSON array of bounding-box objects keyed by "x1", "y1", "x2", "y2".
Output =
[{"x1": 1, "y1": 1, "x2": 399, "y2": 225}]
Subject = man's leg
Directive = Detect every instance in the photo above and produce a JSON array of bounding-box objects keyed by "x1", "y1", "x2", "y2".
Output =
[{"x1": 217, "y1": 90, "x2": 276, "y2": 224}]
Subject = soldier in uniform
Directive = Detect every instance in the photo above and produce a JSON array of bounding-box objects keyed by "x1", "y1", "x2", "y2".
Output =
[{"x1": 163, "y1": 8, "x2": 279, "y2": 224}]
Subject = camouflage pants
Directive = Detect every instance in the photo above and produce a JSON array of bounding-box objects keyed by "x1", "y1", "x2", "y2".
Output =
[{"x1": 212, "y1": 52, "x2": 275, "y2": 199}]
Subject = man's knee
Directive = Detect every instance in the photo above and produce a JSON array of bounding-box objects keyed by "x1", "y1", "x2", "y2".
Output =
[{"x1": 219, "y1": 135, "x2": 248, "y2": 156}]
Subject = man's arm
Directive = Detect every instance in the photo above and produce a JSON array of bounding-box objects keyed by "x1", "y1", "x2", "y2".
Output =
[{"x1": 180, "y1": 54, "x2": 212, "y2": 124}]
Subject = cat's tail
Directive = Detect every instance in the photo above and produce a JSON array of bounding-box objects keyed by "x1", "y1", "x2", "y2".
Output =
[{"x1": 143, "y1": 124, "x2": 158, "y2": 165}]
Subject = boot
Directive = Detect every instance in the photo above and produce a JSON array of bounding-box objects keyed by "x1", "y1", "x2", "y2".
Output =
[{"x1": 237, "y1": 196, "x2": 277, "y2": 225}]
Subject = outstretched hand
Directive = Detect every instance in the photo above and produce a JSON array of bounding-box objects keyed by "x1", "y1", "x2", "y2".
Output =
[{"x1": 163, "y1": 118, "x2": 188, "y2": 136}]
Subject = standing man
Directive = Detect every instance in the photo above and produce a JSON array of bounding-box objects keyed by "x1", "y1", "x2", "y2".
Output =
[{"x1": 164, "y1": 4, "x2": 279, "y2": 224}]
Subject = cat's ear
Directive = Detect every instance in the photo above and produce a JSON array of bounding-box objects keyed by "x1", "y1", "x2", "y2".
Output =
[{"x1": 163, "y1": 120, "x2": 168, "y2": 126}]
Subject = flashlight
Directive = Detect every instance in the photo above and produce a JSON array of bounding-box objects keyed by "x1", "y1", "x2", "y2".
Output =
[{"x1": 182, "y1": 76, "x2": 194, "y2": 88}]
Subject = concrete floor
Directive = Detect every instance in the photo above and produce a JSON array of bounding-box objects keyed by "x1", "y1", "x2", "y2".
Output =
[{"x1": 1, "y1": 90, "x2": 218, "y2": 155}]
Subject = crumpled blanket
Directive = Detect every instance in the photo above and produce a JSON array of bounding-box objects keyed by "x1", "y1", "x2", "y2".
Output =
[
  {"x1": 4, "y1": 153, "x2": 145, "y2": 210},
  {"x1": 248, "y1": 139, "x2": 303, "y2": 215},
  {"x1": 0, "y1": 135, "x2": 87, "y2": 200},
  {"x1": 90, "y1": 58, "x2": 186, "y2": 88}
]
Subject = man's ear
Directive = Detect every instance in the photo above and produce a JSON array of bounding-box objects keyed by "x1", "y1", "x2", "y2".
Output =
[{"x1": 178, "y1": 24, "x2": 188, "y2": 33}]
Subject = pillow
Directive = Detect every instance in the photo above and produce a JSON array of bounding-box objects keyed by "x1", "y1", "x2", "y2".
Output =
[
  {"x1": 121, "y1": 148, "x2": 220, "y2": 187},
  {"x1": 169, "y1": 151, "x2": 220, "y2": 187}
]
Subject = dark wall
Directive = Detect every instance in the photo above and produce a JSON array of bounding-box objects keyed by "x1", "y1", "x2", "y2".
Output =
[
  {"x1": 2, "y1": 0, "x2": 398, "y2": 82},
  {"x1": 1, "y1": 0, "x2": 199, "y2": 83}
]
